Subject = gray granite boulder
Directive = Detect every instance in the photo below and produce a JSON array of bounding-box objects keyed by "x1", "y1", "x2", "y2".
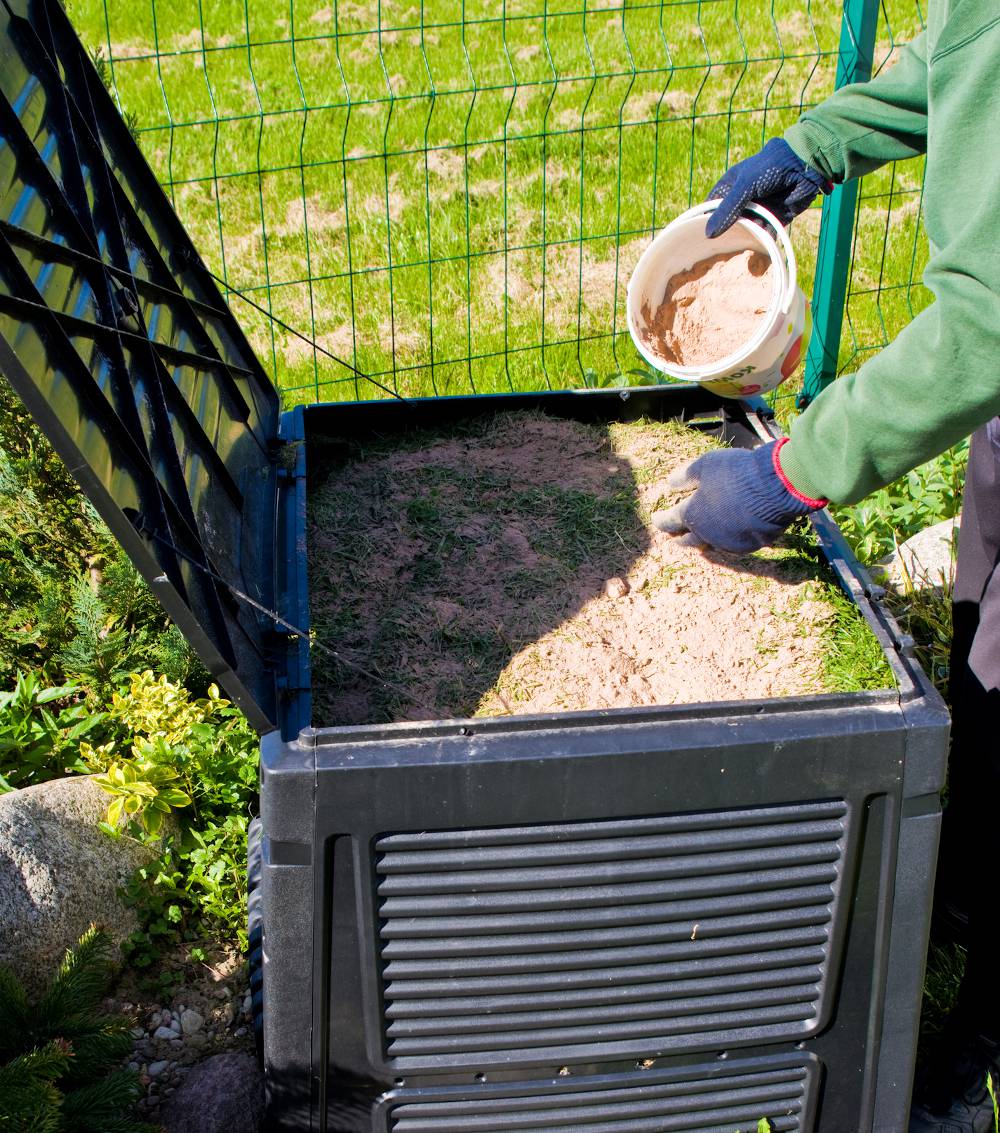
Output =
[
  {"x1": 159, "y1": 1053, "x2": 264, "y2": 1133},
  {"x1": 875, "y1": 516, "x2": 960, "y2": 593},
  {"x1": 0, "y1": 775, "x2": 167, "y2": 995}
]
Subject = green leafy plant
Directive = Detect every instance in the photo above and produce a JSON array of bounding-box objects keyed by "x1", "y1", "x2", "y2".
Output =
[
  {"x1": 0, "y1": 672, "x2": 107, "y2": 793},
  {"x1": 88, "y1": 671, "x2": 255, "y2": 826},
  {"x1": 86, "y1": 672, "x2": 258, "y2": 958},
  {"x1": 0, "y1": 926, "x2": 158, "y2": 1133},
  {"x1": 92, "y1": 744, "x2": 191, "y2": 835},
  {"x1": 832, "y1": 441, "x2": 967, "y2": 565}
]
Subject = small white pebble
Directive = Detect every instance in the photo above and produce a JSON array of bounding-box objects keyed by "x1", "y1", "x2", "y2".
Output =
[
  {"x1": 601, "y1": 576, "x2": 630, "y2": 599},
  {"x1": 180, "y1": 1009, "x2": 204, "y2": 1035}
]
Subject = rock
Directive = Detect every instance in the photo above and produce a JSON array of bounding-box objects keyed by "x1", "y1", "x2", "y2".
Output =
[
  {"x1": 180, "y1": 1009, "x2": 204, "y2": 1035},
  {"x1": 158, "y1": 1053, "x2": 264, "y2": 1133},
  {"x1": 876, "y1": 516, "x2": 959, "y2": 592},
  {"x1": 186, "y1": 1031, "x2": 208, "y2": 1049},
  {"x1": 242, "y1": 994, "x2": 252, "y2": 1016},
  {"x1": 601, "y1": 576, "x2": 630, "y2": 599},
  {"x1": 0, "y1": 776, "x2": 175, "y2": 996},
  {"x1": 169, "y1": 1017, "x2": 182, "y2": 1034},
  {"x1": 148, "y1": 1060, "x2": 171, "y2": 1078},
  {"x1": 130, "y1": 1027, "x2": 145, "y2": 1039},
  {"x1": 154, "y1": 1026, "x2": 179, "y2": 1042}
]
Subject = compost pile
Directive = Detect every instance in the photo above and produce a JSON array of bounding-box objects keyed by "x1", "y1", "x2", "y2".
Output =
[
  {"x1": 308, "y1": 412, "x2": 854, "y2": 725},
  {"x1": 641, "y1": 249, "x2": 773, "y2": 366}
]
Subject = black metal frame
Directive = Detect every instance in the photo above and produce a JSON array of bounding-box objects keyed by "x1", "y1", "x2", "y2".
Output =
[{"x1": 0, "y1": 0, "x2": 280, "y2": 729}]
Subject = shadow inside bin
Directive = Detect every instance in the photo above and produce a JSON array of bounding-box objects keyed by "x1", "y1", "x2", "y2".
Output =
[
  {"x1": 306, "y1": 411, "x2": 655, "y2": 726},
  {"x1": 305, "y1": 413, "x2": 832, "y2": 727}
]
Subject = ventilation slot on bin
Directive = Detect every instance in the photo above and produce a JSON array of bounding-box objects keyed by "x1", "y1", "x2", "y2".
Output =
[
  {"x1": 386, "y1": 1059, "x2": 815, "y2": 1132},
  {"x1": 376, "y1": 801, "x2": 848, "y2": 1065}
]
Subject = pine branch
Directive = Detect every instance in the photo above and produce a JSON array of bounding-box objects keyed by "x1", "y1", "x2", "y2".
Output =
[
  {"x1": 53, "y1": 1017, "x2": 132, "y2": 1088},
  {"x1": 0, "y1": 965, "x2": 29, "y2": 1059},
  {"x1": 61, "y1": 1069, "x2": 152, "y2": 1132},
  {"x1": 0, "y1": 1040, "x2": 71, "y2": 1133},
  {"x1": 0, "y1": 1078, "x2": 63, "y2": 1133},
  {"x1": 39, "y1": 926, "x2": 115, "y2": 1022},
  {"x1": 0, "y1": 1040, "x2": 73, "y2": 1087}
]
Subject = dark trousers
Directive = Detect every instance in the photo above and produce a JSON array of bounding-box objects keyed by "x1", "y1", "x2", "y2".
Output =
[{"x1": 941, "y1": 419, "x2": 1000, "y2": 1036}]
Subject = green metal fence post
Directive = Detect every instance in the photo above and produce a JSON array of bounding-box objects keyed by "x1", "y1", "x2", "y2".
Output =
[{"x1": 797, "y1": 0, "x2": 882, "y2": 409}]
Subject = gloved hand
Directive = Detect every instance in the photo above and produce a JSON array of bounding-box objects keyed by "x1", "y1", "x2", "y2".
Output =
[
  {"x1": 705, "y1": 138, "x2": 832, "y2": 238},
  {"x1": 653, "y1": 438, "x2": 827, "y2": 553}
]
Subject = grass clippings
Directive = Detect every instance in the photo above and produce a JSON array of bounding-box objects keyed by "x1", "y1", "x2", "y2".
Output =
[{"x1": 307, "y1": 411, "x2": 891, "y2": 725}]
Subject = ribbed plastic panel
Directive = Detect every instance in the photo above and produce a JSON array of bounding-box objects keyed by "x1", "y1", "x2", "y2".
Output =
[
  {"x1": 386, "y1": 1061, "x2": 814, "y2": 1132},
  {"x1": 376, "y1": 801, "x2": 848, "y2": 1063}
]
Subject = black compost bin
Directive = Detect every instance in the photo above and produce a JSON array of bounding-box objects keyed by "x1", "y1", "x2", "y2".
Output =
[{"x1": 0, "y1": 5, "x2": 949, "y2": 1132}]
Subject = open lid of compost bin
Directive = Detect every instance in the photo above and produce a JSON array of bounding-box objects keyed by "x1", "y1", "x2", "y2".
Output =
[{"x1": 0, "y1": 0, "x2": 282, "y2": 733}]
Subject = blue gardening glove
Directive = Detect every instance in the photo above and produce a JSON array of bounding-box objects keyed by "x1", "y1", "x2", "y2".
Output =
[
  {"x1": 705, "y1": 138, "x2": 832, "y2": 238},
  {"x1": 653, "y1": 439, "x2": 827, "y2": 553}
]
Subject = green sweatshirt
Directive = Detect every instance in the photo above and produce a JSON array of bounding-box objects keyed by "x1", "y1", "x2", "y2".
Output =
[{"x1": 778, "y1": 2, "x2": 1000, "y2": 504}]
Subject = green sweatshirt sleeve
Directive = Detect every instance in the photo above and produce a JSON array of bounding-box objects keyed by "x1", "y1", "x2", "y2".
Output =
[
  {"x1": 783, "y1": 33, "x2": 929, "y2": 183},
  {"x1": 775, "y1": 14, "x2": 1000, "y2": 505}
]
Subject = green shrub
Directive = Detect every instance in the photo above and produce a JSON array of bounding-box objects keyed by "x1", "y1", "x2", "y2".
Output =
[
  {"x1": 0, "y1": 927, "x2": 157, "y2": 1133},
  {"x1": 832, "y1": 441, "x2": 967, "y2": 565},
  {"x1": 0, "y1": 673, "x2": 107, "y2": 793},
  {"x1": 86, "y1": 672, "x2": 259, "y2": 959}
]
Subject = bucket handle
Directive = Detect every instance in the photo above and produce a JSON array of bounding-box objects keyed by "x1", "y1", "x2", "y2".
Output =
[{"x1": 664, "y1": 199, "x2": 798, "y2": 317}]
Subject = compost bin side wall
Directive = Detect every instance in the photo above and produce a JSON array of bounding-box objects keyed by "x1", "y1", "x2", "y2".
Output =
[{"x1": 258, "y1": 683, "x2": 948, "y2": 1133}]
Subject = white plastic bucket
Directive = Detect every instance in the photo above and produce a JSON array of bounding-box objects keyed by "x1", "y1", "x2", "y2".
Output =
[{"x1": 626, "y1": 200, "x2": 808, "y2": 399}]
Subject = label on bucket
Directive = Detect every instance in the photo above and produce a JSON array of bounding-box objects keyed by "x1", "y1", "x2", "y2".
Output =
[{"x1": 702, "y1": 314, "x2": 808, "y2": 400}]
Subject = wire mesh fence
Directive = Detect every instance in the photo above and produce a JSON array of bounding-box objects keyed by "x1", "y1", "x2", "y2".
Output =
[{"x1": 70, "y1": 0, "x2": 927, "y2": 408}]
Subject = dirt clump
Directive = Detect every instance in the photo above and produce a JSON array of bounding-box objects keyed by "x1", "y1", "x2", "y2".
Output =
[
  {"x1": 641, "y1": 249, "x2": 773, "y2": 367},
  {"x1": 307, "y1": 412, "x2": 866, "y2": 726}
]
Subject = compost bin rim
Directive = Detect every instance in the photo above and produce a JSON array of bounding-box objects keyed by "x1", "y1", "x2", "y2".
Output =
[
  {"x1": 289, "y1": 391, "x2": 935, "y2": 743},
  {"x1": 291, "y1": 684, "x2": 903, "y2": 748}
]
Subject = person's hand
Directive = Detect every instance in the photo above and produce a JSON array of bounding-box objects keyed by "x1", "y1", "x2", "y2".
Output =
[
  {"x1": 653, "y1": 439, "x2": 827, "y2": 553},
  {"x1": 705, "y1": 138, "x2": 832, "y2": 238}
]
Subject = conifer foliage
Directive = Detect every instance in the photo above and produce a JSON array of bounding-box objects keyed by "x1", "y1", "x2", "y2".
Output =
[{"x1": 0, "y1": 927, "x2": 158, "y2": 1132}]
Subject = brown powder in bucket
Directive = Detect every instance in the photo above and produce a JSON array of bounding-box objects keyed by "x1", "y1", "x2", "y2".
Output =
[{"x1": 641, "y1": 249, "x2": 773, "y2": 368}]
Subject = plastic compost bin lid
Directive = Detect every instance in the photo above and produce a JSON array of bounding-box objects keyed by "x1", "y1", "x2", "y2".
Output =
[{"x1": 0, "y1": 0, "x2": 282, "y2": 733}]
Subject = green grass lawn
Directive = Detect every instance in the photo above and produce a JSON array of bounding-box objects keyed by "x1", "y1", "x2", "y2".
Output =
[{"x1": 69, "y1": 0, "x2": 927, "y2": 409}]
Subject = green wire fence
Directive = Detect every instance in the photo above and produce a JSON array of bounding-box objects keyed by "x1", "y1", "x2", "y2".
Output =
[{"x1": 70, "y1": 0, "x2": 929, "y2": 409}]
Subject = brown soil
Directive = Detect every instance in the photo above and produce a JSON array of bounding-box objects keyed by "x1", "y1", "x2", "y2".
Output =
[
  {"x1": 307, "y1": 413, "x2": 842, "y2": 726},
  {"x1": 641, "y1": 249, "x2": 773, "y2": 367}
]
